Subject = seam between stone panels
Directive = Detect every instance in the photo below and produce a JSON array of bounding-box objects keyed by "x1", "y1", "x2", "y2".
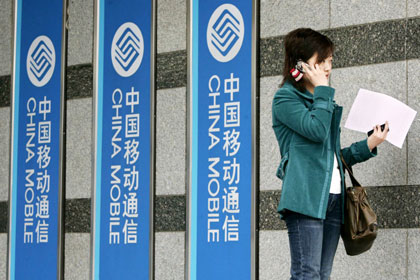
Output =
[
  {"x1": 405, "y1": 229, "x2": 410, "y2": 279},
  {"x1": 405, "y1": 17, "x2": 409, "y2": 186},
  {"x1": 156, "y1": 86, "x2": 187, "y2": 93},
  {"x1": 406, "y1": 230, "x2": 409, "y2": 279},
  {"x1": 155, "y1": 194, "x2": 186, "y2": 198},
  {"x1": 328, "y1": 0, "x2": 331, "y2": 29},
  {"x1": 407, "y1": 15, "x2": 420, "y2": 20},
  {"x1": 154, "y1": 230, "x2": 186, "y2": 233}
]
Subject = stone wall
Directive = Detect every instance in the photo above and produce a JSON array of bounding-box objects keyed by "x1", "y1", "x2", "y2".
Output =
[{"x1": 0, "y1": 0, "x2": 419, "y2": 279}]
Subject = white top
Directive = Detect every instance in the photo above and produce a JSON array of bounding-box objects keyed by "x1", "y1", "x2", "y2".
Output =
[{"x1": 329, "y1": 154, "x2": 342, "y2": 194}]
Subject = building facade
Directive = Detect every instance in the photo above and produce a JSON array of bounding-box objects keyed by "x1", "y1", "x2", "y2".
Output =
[{"x1": 0, "y1": 0, "x2": 420, "y2": 279}]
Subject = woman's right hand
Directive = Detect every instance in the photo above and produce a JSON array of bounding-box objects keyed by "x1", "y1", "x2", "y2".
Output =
[
  {"x1": 301, "y1": 63, "x2": 329, "y2": 88},
  {"x1": 367, "y1": 121, "x2": 389, "y2": 151}
]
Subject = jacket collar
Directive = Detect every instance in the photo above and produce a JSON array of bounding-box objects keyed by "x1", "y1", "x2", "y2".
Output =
[
  {"x1": 284, "y1": 81, "x2": 341, "y2": 111},
  {"x1": 283, "y1": 81, "x2": 314, "y2": 101}
]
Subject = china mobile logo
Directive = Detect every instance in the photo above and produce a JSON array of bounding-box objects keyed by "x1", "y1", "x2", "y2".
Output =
[
  {"x1": 26, "y1": 36, "x2": 56, "y2": 87},
  {"x1": 111, "y1": 22, "x2": 144, "y2": 77},
  {"x1": 207, "y1": 4, "x2": 244, "y2": 62}
]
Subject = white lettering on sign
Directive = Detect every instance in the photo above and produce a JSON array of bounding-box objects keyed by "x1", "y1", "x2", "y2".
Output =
[
  {"x1": 108, "y1": 87, "x2": 141, "y2": 245},
  {"x1": 206, "y1": 73, "x2": 242, "y2": 243},
  {"x1": 112, "y1": 89, "x2": 123, "y2": 158},
  {"x1": 208, "y1": 75, "x2": 221, "y2": 151},
  {"x1": 24, "y1": 96, "x2": 52, "y2": 244}
]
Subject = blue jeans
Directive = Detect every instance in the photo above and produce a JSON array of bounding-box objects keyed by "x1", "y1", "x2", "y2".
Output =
[{"x1": 284, "y1": 194, "x2": 342, "y2": 280}]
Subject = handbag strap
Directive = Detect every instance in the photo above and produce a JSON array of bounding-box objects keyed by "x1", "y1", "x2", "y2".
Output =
[{"x1": 340, "y1": 153, "x2": 361, "y2": 187}]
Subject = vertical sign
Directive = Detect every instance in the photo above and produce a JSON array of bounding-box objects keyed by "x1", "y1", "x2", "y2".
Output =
[
  {"x1": 188, "y1": 0, "x2": 257, "y2": 279},
  {"x1": 8, "y1": 0, "x2": 67, "y2": 279},
  {"x1": 92, "y1": 0, "x2": 155, "y2": 279}
]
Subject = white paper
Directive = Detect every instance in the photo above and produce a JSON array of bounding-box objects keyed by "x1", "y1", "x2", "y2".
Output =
[{"x1": 344, "y1": 88, "x2": 417, "y2": 148}]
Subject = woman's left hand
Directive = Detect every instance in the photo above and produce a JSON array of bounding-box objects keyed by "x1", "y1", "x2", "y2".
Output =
[{"x1": 367, "y1": 121, "x2": 389, "y2": 151}]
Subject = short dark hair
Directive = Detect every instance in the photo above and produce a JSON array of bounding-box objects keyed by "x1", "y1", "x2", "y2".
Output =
[{"x1": 280, "y1": 28, "x2": 334, "y2": 92}]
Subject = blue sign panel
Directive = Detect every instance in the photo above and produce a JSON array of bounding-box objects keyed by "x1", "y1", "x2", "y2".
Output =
[
  {"x1": 8, "y1": 0, "x2": 65, "y2": 279},
  {"x1": 92, "y1": 0, "x2": 154, "y2": 279},
  {"x1": 189, "y1": 0, "x2": 256, "y2": 279}
]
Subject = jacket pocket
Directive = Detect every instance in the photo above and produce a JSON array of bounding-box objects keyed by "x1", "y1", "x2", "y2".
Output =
[{"x1": 276, "y1": 151, "x2": 289, "y2": 180}]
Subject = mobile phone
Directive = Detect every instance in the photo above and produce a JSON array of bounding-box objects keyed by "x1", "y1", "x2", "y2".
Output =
[
  {"x1": 296, "y1": 59, "x2": 310, "y2": 73},
  {"x1": 367, "y1": 123, "x2": 389, "y2": 136}
]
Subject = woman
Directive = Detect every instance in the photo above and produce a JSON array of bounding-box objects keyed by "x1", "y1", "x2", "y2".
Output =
[{"x1": 271, "y1": 28, "x2": 388, "y2": 280}]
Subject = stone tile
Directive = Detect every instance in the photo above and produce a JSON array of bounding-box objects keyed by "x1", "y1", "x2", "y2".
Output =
[
  {"x1": 408, "y1": 0, "x2": 420, "y2": 17},
  {"x1": 260, "y1": 0, "x2": 329, "y2": 38},
  {"x1": 66, "y1": 64, "x2": 93, "y2": 100},
  {"x1": 259, "y1": 229, "x2": 409, "y2": 279},
  {"x1": 259, "y1": 75, "x2": 283, "y2": 191},
  {"x1": 324, "y1": 20, "x2": 406, "y2": 69},
  {"x1": 67, "y1": 0, "x2": 93, "y2": 66},
  {"x1": 155, "y1": 195, "x2": 185, "y2": 232},
  {"x1": 66, "y1": 98, "x2": 92, "y2": 199},
  {"x1": 156, "y1": 50, "x2": 187, "y2": 90},
  {"x1": 333, "y1": 229, "x2": 407, "y2": 279},
  {"x1": 408, "y1": 59, "x2": 420, "y2": 185},
  {"x1": 65, "y1": 198, "x2": 90, "y2": 233},
  {"x1": 330, "y1": 61, "x2": 407, "y2": 186},
  {"x1": 157, "y1": 0, "x2": 186, "y2": 53},
  {"x1": 259, "y1": 191, "x2": 285, "y2": 230},
  {"x1": 0, "y1": 107, "x2": 10, "y2": 201},
  {"x1": 0, "y1": 201, "x2": 7, "y2": 233},
  {"x1": 367, "y1": 186, "x2": 420, "y2": 229},
  {"x1": 259, "y1": 36, "x2": 284, "y2": 78},
  {"x1": 156, "y1": 87, "x2": 186, "y2": 195},
  {"x1": 331, "y1": 0, "x2": 406, "y2": 28},
  {"x1": 259, "y1": 186, "x2": 420, "y2": 230},
  {"x1": 64, "y1": 233, "x2": 90, "y2": 280},
  {"x1": 0, "y1": 234, "x2": 6, "y2": 279},
  {"x1": 258, "y1": 230, "x2": 290, "y2": 280},
  {"x1": 260, "y1": 20, "x2": 409, "y2": 78},
  {"x1": 0, "y1": 0, "x2": 12, "y2": 76},
  {"x1": 155, "y1": 232, "x2": 184, "y2": 280},
  {"x1": 407, "y1": 18, "x2": 420, "y2": 60},
  {"x1": 408, "y1": 229, "x2": 420, "y2": 279},
  {"x1": 0, "y1": 75, "x2": 11, "y2": 108}
]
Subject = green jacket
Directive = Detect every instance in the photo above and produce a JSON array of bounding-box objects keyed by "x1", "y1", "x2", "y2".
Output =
[{"x1": 272, "y1": 81, "x2": 377, "y2": 220}]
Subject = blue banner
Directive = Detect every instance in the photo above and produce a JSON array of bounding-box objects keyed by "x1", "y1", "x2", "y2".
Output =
[
  {"x1": 189, "y1": 0, "x2": 255, "y2": 279},
  {"x1": 92, "y1": 0, "x2": 154, "y2": 279},
  {"x1": 8, "y1": 0, "x2": 65, "y2": 279}
]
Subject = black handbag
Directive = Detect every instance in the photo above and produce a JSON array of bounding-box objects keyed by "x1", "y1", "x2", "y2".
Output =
[{"x1": 340, "y1": 154, "x2": 378, "y2": 256}]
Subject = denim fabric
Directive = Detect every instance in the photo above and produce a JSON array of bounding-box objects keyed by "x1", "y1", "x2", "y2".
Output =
[{"x1": 284, "y1": 194, "x2": 342, "y2": 280}]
